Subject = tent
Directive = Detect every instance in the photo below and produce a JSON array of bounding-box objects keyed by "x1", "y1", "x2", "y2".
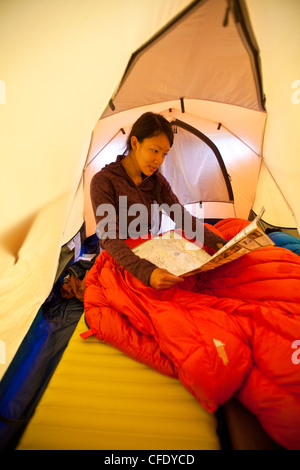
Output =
[{"x1": 1, "y1": 0, "x2": 300, "y2": 401}]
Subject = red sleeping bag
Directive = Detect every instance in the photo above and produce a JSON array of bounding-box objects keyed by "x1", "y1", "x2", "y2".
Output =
[{"x1": 83, "y1": 219, "x2": 300, "y2": 449}]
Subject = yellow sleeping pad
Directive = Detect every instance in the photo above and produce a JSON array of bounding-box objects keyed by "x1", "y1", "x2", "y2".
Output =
[{"x1": 17, "y1": 314, "x2": 221, "y2": 450}]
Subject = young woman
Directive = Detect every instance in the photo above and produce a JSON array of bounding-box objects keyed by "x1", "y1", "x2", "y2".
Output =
[{"x1": 90, "y1": 112, "x2": 226, "y2": 290}]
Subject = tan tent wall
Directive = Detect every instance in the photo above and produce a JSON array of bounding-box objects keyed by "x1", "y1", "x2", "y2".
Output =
[
  {"x1": 247, "y1": 0, "x2": 300, "y2": 229},
  {"x1": 0, "y1": 0, "x2": 192, "y2": 381}
]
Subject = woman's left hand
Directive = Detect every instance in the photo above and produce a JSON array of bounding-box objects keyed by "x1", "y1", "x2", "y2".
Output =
[
  {"x1": 216, "y1": 242, "x2": 225, "y2": 250},
  {"x1": 149, "y1": 268, "x2": 184, "y2": 290}
]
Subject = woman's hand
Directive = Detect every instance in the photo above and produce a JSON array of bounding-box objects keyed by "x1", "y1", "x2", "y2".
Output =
[
  {"x1": 216, "y1": 242, "x2": 225, "y2": 250},
  {"x1": 149, "y1": 268, "x2": 184, "y2": 291}
]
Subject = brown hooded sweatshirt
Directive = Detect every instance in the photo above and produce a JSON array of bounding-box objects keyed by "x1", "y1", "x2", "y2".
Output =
[{"x1": 90, "y1": 155, "x2": 227, "y2": 286}]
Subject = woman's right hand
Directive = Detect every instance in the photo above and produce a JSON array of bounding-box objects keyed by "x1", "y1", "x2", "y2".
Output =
[{"x1": 149, "y1": 267, "x2": 184, "y2": 291}]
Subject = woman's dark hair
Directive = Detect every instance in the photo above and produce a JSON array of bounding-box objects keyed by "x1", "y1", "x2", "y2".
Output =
[{"x1": 125, "y1": 112, "x2": 174, "y2": 153}]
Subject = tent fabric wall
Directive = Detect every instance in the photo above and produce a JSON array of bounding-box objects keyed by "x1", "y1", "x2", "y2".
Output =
[
  {"x1": 101, "y1": 0, "x2": 265, "y2": 116},
  {"x1": 247, "y1": 0, "x2": 300, "y2": 229},
  {"x1": 83, "y1": 104, "x2": 263, "y2": 236},
  {"x1": 83, "y1": 0, "x2": 270, "y2": 234},
  {"x1": 1, "y1": 0, "x2": 300, "y2": 384},
  {"x1": 159, "y1": 123, "x2": 233, "y2": 205},
  {"x1": 0, "y1": 0, "x2": 192, "y2": 382}
]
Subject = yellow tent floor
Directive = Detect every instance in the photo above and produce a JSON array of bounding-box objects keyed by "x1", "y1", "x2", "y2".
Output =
[{"x1": 17, "y1": 314, "x2": 221, "y2": 450}]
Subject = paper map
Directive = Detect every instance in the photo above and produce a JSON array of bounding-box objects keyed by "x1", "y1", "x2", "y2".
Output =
[
  {"x1": 132, "y1": 208, "x2": 274, "y2": 277},
  {"x1": 133, "y1": 231, "x2": 211, "y2": 277}
]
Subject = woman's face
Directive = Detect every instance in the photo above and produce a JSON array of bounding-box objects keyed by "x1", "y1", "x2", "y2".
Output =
[{"x1": 131, "y1": 133, "x2": 171, "y2": 176}]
